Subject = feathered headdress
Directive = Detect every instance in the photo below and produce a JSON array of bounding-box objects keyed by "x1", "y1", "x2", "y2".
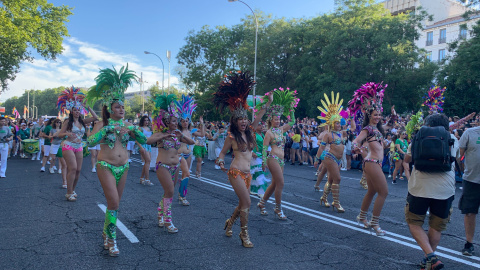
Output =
[
  {"x1": 405, "y1": 111, "x2": 424, "y2": 140},
  {"x1": 152, "y1": 93, "x2": 178, "y2": 133},
  {"x1": 422, "y1": 85, "x2": 445, "y2": 113},
  {"x1": 317, "y1": 92, "x2": 345, "y2": 129},
  {"x1": 175, "y1": 94, "x2": 197, "y2": 122},
  {"x1": 87, "y1": 64, "x2": 138, "y2": 112},
  {"x1": 348, "y1": 82, "x2": 387, "y2": 116},
  {"x1": 255, "y1": 87, "x2": 300, "y2": 121},
  {"x1": 57, "y1": 86, "x2": 87, "y2": 114},
  {"x1": 213, "y1": 71, "x2": 254, "y2": 119}
]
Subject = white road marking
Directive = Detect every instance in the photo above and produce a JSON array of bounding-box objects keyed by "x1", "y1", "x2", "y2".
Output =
[
  {"x1": 98, "y1": 204, "x2": 139, "y2": 243},
  {"x1": 193, "y1": 175, "x2": 480, "y2": 268}
]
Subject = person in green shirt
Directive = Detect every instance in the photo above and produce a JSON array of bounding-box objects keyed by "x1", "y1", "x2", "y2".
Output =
[
  {"x1": 16, "y1": 123, "x2": 31, "y2": 158},
  {"x1": 392, "y1": 131, "x2": 410, "y2": 183},
  {"x1": 40, "y1": 118, "x2": 54, "y2": 172}
]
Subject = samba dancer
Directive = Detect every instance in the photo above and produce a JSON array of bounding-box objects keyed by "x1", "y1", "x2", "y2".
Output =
[
  {"x1": 87, "y1": 65, "x2": 147, "y2": 256},
  {"x1": 314, "y1": 92, "x2": 355, "y2": 213},
  {"x1": 147, "y1": 94, "x2": 195, "y2": 233},
  {"x1": 256, "y1": 88, "x2": 299, "y2": 219},
  {"x1": 350, "y1": 82, "x2": 391, "y2": 236},
  {"x1": 57, "y1": 86, "x2": 98, "y2": 201},
  {"x1": 214, "y1": 71, "x2": 272, "y2": 248}
]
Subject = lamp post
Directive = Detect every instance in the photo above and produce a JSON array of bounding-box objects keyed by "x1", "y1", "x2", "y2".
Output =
[
  {"x1": 166, "y1": 50, "x2": 171, "y2": 93},
  {"x1": 228, "y1": 0, "x2": 258, "y2": 121},
  {"x1": 33, "y1": 105, "x2": 38, "y2": 119},
  {"x1": 144, "y1": 51, "x2": 165, "y2": 91}
]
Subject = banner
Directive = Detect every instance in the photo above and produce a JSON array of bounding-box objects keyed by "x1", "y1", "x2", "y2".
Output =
[{"x1": 0, "y1": 107, "x2": 5, "y2": 113}]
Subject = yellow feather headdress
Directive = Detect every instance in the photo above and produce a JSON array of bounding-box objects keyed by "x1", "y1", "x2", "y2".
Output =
[{"x1": 317, "y1": 91, "x2": 344, "y2": 129}]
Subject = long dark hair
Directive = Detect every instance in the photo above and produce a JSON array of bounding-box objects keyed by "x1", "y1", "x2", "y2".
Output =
[
  {"x1": 102, "y1": 106, "x2": 110, "y2": 126},
  {"x1": 67, "y1": 111, "x2": 86, "y2": 131},
  {"x1": 178, "y1": 119, "x2": 191, "y2": 131},
  {"x1": 46, "y1": 118, "x2": 55, "y2": 127},
  {"x1": 362, "y1": 110, "x2": 385, "y2": 136},
  {"x1": 229, "y1": 116, "x2": 255, "y2": 151},
  {"x1": 139, "y1": 115, "x2": 149, "y2": 127}
]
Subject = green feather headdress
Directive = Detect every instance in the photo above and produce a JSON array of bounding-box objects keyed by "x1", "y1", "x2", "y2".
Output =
[
  {"x1": 255, "y1": 87, "x2": 299, "y2": 120},
  {"x1": 87, "y1": 64, "x2": 138, "y2": 112},
  {"x1": 406, "y1": 111, "x2": 424, "y2": 140},
  {"x1": 152, "y1": 93, "x2": 179, "y2": 133}
]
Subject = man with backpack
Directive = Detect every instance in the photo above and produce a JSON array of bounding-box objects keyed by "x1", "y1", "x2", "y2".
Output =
[
  {"x1": 458, "y1": 121, "x2": 480, "y2": 257},
  {"x1": 404, "y1": 113, "x2": 455, "y2": 270}
]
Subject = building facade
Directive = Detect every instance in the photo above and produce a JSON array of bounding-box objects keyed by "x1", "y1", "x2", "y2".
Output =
[{"x1": 384, "y1": 0, "x2": 479, "y2": 62}]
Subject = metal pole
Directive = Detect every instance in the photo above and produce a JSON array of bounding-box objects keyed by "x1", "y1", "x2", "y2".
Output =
[
  {"x1": 230, "y1": 0, "x2": 258, "y2": 121},
  {"x1": 167, "y1": 50, "x2": 171, "y2": 93},
  {"x1": 27, "y1": 90, "x2": 30, "y2": 119},
  {"x1": 144, "y1": 51, "x2": 165, "y2": 91},
  {"x1": 141, "y1": 72, "x2": 144, "y2": 114}
]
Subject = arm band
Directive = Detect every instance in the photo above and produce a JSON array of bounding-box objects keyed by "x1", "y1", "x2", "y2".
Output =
[
  {"x1": 128, "y1": 126, "x2": 147, "y2": 144},
  {"x1": 320, "y1": 141, "x2": 327, "y2": 146},
  {"x1": 87, "y1": 127, "x2": 108, "y2": 147}
]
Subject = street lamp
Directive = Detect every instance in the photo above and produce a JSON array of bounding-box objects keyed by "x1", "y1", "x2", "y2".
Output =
[
  {"x1": 228, "y1": 0, "x2": 258, "y2": 121},
  {"x1": 144, "y1": 51, "x2": 165, "y2": 91}
]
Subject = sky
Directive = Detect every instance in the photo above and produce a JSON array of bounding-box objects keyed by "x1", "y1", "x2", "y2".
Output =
[{"x1": 2, "y1": 0, "x2": 336, "y2": 102}]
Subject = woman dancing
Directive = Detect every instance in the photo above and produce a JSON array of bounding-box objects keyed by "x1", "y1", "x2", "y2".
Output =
[
  {"x1": 314, "y1": 92, "x2": 355, "y2": 213},
  {"x1": 138, "y1": 115, "x2": 154, "y2": 186},
  {"x1": 214, "y1": 71, "x2": 272, "y2": 248},
  {"x1": 175, "y1": 95, "x2": 202, "y2": 205},
  {"x1": 249, "y1": 122, "x2": 271, "y2": 197},
  {"x1": 57, "y1": 86, "x2": 98, "y2": 201},
  {"x1": 350, "y1": 82, "x2": 390, "y2": 236},
  {"x1": 87, "y1": 121, "x2": 100, "y2": 173},
  {"x1": 87, "y1": 65, "x2": 147, "y2": 256},
  {"x1": 256, "y1": 88, "x2": 299, "y2": 219},
  {"x1": 147, "y1": 93, "x2": 195, "y2": 233}
]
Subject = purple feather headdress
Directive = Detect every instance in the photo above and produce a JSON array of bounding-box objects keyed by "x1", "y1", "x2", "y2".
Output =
[
  {"x1": 348, "y1": 82, "x2": 387, "y2": 117},
  {"x1": 422, "y1": 85, "x2": 445, "y2": 113},
  {"x1": 175, "y1": 94, "x2": 197, "y2": 122}
]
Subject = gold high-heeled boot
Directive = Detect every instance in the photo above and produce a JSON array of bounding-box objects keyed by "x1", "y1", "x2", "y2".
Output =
[
  {"x1": 331, "y1": 183, "x2": 345, "y2": 213},
  {"x1": 239, "y1": 208, "x2": 253, "y2": 248},
  {"x1": 320, "y1": 182, "x2": 331, "y2": 207},
  {"x1": 224, "y1": 207, "x2": 240, "y2": 237},
  {"x1": 360, "y1": 173, "x2": 368, "y2": 189}
]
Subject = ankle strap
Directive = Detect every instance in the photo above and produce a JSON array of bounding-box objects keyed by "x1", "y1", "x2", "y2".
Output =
[{"x1": 370, "y1": 215, "x2": 380, "y2": 225}]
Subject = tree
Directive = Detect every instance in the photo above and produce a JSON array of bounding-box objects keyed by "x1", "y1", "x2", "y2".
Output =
[
  {"x1": 437, "y1": 20, "x2": 480, "y2": 116},
  {"x1": 0, "y1": 0, "x2": 73, "y2": 91}
]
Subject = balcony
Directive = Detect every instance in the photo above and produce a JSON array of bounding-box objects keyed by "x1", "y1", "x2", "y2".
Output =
[
  {"x1": 459, "y1": 33, "x2": 467, "y2": 40},
  {"x1": 438, "y1": 37, "x2": 446, "y2": 44},
  {"x1": 426, "y1": 40, "x2": 433, "y2": 46}
]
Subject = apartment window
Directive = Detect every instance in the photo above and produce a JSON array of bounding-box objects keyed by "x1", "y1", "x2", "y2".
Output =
[
  {"x1": 426, "y1": 51, "x2": 432, "y2": 61},
  {"x1": 426, "y1": 31, "x2": 433, "y2": 46},
  {"x1": 438, "y1": 49, "x2": 446, "y2": 61},
  {"x1": 439, "y1": 29, "x2": 447, "y2": 44},
  {"x1": 459, "y1": 28, "x2": 467, "y2": 39}
]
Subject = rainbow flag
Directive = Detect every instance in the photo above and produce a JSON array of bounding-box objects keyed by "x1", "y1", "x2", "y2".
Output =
[{"x1": 12, "y1": 107, "x2": 20, "y2": 118}]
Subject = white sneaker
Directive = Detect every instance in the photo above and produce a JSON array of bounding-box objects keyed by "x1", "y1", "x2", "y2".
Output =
[
  {"x1": 49, "y1": 168, "x2": 54, "y2": 174},
  {"x1": 36, "y1": 157, "x2": 41, "y2": 161},
  {"x1": 340, "y1": 168, "x2": 347, "y2": 171},
  {"x1": 31, "y1": 156, "x2": 36, "y2": 160},
  {"x1": 388, "y1": 174, "x2": 392, "y2": 178},
  {"x1": 58, "y1": 169, "x2": 62, "y2": 174},
  {"x1": 128, "y1": 159, "x2": 132, "y2": 163},
  {"x1": 92, "y1": 167, "x2": 96, "y2": 173},
  {"x1": 40, "y1": 167, "x2": 45, "y2": 172},
  {"x1": 52, "y1": 166, "x2": 57, "y2": 171},
  {"x1": 47, "y1": 161, "x2": 50, "y2": 165},
  {"x1": 215, "y1": 165, "x2": 220, "y2": 170},
  {"x1": 141, "y1": 161, "x2": 145, "y2": 165}
]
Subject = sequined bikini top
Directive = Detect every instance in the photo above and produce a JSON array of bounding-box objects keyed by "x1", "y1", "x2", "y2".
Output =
[
  {"x1": 160, "y1": 131, "x2": 181, "y2": 150},
  {"x1": 103, "y1": 119, "x2": 130, "y2": 149},
  {"x1": 363, "y1": 125, "x2": 383, "y2": 144},
  {"x1": 331, "y1": 132, "x2": 346, "y2": 145},
  {"x1": 270, "y1": 127, "x2": 285, "y2": 149},
  {"x1": 195, "y1": 136, "x2": 206, "y2": 146}
]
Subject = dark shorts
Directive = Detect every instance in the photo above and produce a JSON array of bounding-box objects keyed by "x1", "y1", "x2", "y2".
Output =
[
  {"x1": 302, "y1": 147, "x2": 308, "y2": 152},
  {"x1": 291, "y1": 142, "x2": 300, "y2": 150},
  {"x1": 310, "y1": 147, "x2": 319, "y2": 157},
  {"x1": 404, "y1": 193, "x2": 454, "y2": 232},
  {"x1": 459, "y1": 180, "x2": 480, "y2": 215}
]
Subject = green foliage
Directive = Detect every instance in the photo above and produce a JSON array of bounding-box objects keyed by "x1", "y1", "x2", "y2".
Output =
[
  {"x1": 0, "y1": 0, "x2": 73, "y2": 91},
  {"x1": 177, "y1": 0, "x2": 438, "y2": 118},
  {"x1": 437, "y1": 20, "x2": 480, "y2": 116}
]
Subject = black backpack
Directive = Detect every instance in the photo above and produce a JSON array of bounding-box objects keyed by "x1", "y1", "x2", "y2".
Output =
[{"x1": 411, "y1": 126, "x2": 455, "y2": 172}]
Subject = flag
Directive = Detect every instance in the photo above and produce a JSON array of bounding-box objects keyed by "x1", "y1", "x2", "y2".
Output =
[
  {"x1": 12, "y1": 107, "x2": 20, "y2": 118},
  {"x1": 24, "y1": 105, "x2": 29, "y2": 115}
]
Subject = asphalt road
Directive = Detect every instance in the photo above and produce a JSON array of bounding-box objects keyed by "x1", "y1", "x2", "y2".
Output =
[{"x1": 1, "y1": 153, "x2": 479, "y2": 270}]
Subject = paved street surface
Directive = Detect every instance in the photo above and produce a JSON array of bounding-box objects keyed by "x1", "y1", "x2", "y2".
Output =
[{"x1": 1, "y1": 153, "x2": 479, "y2": 270}]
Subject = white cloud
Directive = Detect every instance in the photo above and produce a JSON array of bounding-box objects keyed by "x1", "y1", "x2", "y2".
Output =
[{"x1": 1, "y1": 37, "x2": 177, "y2": 102}]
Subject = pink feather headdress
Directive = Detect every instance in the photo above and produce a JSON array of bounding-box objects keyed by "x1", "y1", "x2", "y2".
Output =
[
  {"x1": 347, "y1": 82, "x2": 387, "y2": 116},
  {"x1": 57, "y1": 86, "x2": 87, "y2": 114}
]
